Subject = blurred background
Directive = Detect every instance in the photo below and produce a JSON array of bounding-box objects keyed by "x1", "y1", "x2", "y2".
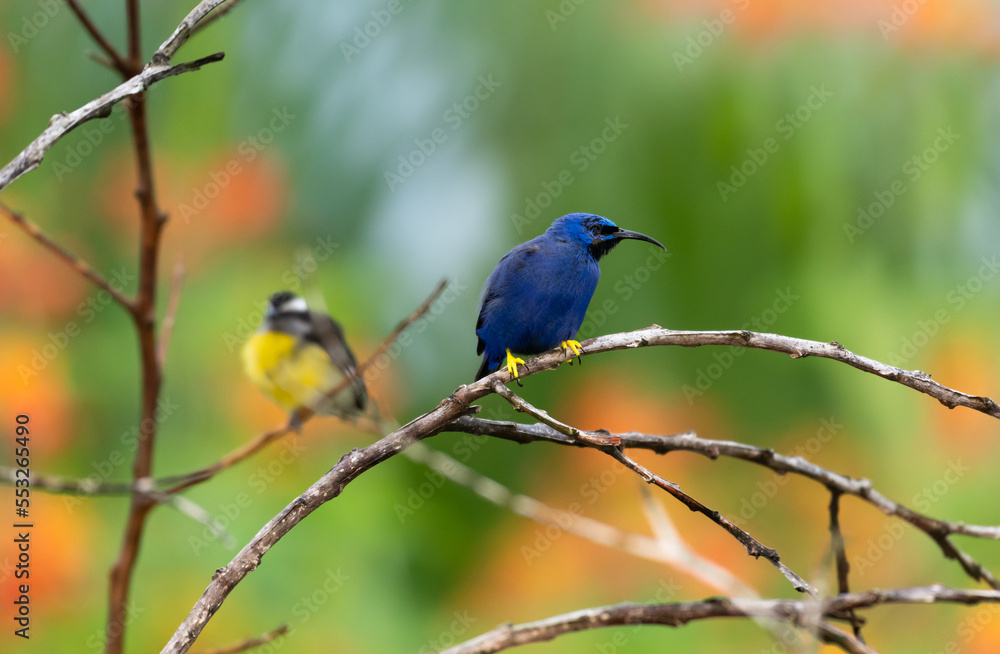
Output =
[{"x1": 2, "y1": 0, "x2": 1000, "y2": 651}]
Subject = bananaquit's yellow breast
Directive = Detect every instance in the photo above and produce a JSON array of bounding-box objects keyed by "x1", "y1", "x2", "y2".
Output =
[{"x1": 242, "y1": 331, "x2": 350, "y2": 414}]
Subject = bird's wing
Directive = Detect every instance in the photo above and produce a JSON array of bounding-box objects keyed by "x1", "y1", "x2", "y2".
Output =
[
  {"x1": 476, "y1": 243, "x2": 540, "y2": 355},
  {"x1": 309, "y1": 312, "x2": 368, "y2": 411}
]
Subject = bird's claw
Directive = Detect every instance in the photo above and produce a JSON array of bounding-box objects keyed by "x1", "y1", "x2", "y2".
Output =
[
  {"x1": 505, "y1": 348, "x2": 526, "y2": 380},
  {"x1": 561, "y1": 339, "x2": 584, "y2": 365}
]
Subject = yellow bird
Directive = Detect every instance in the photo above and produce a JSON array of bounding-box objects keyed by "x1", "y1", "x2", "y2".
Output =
[{"x1": 242, "y1": 291, "x2": 367, "y2": 424}]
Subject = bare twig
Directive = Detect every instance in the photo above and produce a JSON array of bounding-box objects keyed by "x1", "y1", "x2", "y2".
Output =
[
  {"x1": 492, "y1": 380, "x2": 817, "y2": 595},
  {"x1": 0, "y1": 53, "x2": 223, "y2": 193},
  {"x1": 158, "y1": 260, "x2": 187, "y2": 366},
  {"x1": 126, "y1": 0, "x2": 141, "y2": 64},
  {"x1": 444, "y1": 416, "x2": 1000, "y2": 589},
  {"x1": 440, "y1": 585, "x2": 1000, "y2": 654},
  {"x1": 189, "y1": 0, "x2": 252, "y2": 39},
  {"x1": 489, "y1": 381, "x2": 619, "y2": 446},
  {"x1": 192, "y1": 625, "x2": 288, "y2": 654},
  {"x1": 829, "y1": 491, "x2": 865, "y2": 640},
  {"x1": 498, "y1": 327, "x2": 1000, "y2": 420},
  {"x1": 154, "y1": 0, "x2": 234, "y2": 63},
  {"x1": 638, "y1": 488, "x2": 759, "y2": 598},
  {"x1": 0, "y1": 203, "x2": 132, "y2": 310},
  {"x1": 66, "y1": 0, "x2": 132, "y2": 75},
  {"x1": 405, "y1": 442, "x2": 756, "y2": 596}
]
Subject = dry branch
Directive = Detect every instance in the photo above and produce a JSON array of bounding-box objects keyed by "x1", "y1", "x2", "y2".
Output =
[
  {"x1": 0, "y1": 203, "x2": 132, "y2": 310},
  {"x1": 440, "y1": 585, "x2": 1000, "y2": 654},
  {"x1": 443, "y1": 415, "x2": 1000, "y2": 589},
  {"x1": 192, "y1": 624, "x2": 288, "y2": 654},
  {"x1": 154, "y1": 323, "x2": 1000, "y2": 651},
  {"x1": 491, "y1": 381, "x2": 817, "y2": 595},
  {"x1": 0, "y1": 52, "x2": 223, "y2": 193}
]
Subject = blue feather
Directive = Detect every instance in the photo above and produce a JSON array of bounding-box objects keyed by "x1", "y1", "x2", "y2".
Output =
[{"x1": 475, "y1": 213, "x2": 665, "y2": 380}]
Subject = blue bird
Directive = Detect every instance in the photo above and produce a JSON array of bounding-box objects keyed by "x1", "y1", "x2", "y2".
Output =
[{"x1": 475, "y1": 212, "x2": 666, "y2": 381}]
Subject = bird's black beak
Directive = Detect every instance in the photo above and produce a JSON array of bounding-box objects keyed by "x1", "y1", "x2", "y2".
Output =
[{"x1": 615, "y1": 228, "x2": 666, "y2": 251}]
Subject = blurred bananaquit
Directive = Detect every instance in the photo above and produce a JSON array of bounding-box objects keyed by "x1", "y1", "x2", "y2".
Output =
[{"x1": 242, "y1": 291, "x2": 367, "y2": 425}]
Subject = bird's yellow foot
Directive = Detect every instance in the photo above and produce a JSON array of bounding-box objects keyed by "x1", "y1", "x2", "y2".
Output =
[
  {"x1": 561, "y1": 339, "x2": 584, "y2": 365},
  {"x1": 505, "y1": 348, "x2": 526, "y2": 378}
]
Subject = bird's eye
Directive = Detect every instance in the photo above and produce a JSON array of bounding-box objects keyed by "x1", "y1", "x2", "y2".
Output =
[{"x1": 599, "y1": 224, "x2": 618, "y2": 236}]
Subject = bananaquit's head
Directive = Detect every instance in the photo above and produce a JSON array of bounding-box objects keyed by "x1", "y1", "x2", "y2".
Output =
[
  {"x1": 242, "y1": 291, "x2": 368, "y2": 423},
  {"x1": 265, "y1": 291, "x2": 308, "y2": 318}
]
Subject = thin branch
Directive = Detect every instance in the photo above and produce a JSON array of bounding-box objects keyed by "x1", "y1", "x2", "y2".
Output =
[
  {"x1": 162, "y1": 425, "x2": 291, "y2": 494},
  {"x1": 490, "y1": 327, "x2": 1000, "y2": 420},
  {"x1": 0, "y1": 53, "x2": 224, "y2": 193},
  {"x1": 441, "y1": 586, "x2": 1000, "y2": 654},
  {"x1": 154, "y1": 0, "x2": 233, "y2": 63},
  {"x1": 188, "y1": 0, "x2": 251, "y2": 39},
  {"x1": 66, "y1": 0, "x2": 132, "y2": 75},
  {"x1": 158, "y1": 260, "x2": 186, "y2": 366},
  {"x1": 0, "y1": 203, "x2": 133, "y2": 311},
  {"x1": 126, "y1": 0, "x2": 141, "y2": 65},
  {"x1": 492, "y1": 380, "x2": 817, "y2": 595},
  {"x1": 638, "y1": 487, "x2": 759, "y2": 598},
  {"x1": 107, "y1": 6, "x2": 191, "y2": 641},
  {"x1": 192, "y1": 625, "x2": 288, "y2": 654},
  {"x1": 829, "y1": 491, "x2": 865, "y2": 640},
  {"x1": 0, "y1": 466, "x2": 154, "y2": 497},
  {"x1": 445, "y1": 416, "x2": 1000, "y2": 589},
  {"x1": 490, "y1": 381, "x2": 619, "y2": 446},
  {"x1": 405, "y1": 442, "x2": 758, "y2": 596}
]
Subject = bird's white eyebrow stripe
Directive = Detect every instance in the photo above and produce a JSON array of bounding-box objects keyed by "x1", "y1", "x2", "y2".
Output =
[{"x1": 281, "y1": 297, "x2": 309, "y2": 313}]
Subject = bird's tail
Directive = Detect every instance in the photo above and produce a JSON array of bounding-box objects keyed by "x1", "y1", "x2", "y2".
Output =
[{"x1": 474, "y1": 354, "x2": 498, "y2": 382}]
